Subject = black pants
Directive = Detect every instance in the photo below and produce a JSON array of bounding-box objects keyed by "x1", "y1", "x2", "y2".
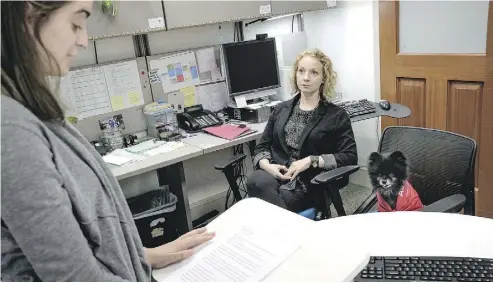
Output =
[{"x1": 246, "y1": 170, "x2": 315, "y2": 213}]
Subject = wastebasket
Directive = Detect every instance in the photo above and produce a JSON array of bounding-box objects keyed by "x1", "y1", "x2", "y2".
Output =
[{"x1": 127, "y1": 186, "x2": 180, "y2": 248}]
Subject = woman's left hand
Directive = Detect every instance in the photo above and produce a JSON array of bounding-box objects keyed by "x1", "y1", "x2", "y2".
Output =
[
  {"x1": 145, "y1": 227, "x2": 215, "y2": 269},
  {"x1": 284, "y1": 157, "x2": 312, "y2": 180}
]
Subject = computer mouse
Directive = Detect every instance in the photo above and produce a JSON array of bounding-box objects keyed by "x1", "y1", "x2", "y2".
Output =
[{"x1": 379, "y1": 100, "x2": 391, "y2": 111}]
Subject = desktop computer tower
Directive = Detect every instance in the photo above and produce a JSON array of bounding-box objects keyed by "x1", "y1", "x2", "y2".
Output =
[{"x1": 226, "y1": 105, "x2": 272, "y2": 124}]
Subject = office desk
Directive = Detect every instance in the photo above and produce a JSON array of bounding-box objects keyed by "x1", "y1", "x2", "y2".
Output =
[
  {"x1": 153, "y1": 198, "x2": 493, "y2": 282},
  {"x1": 110, "y1": 144, "x2": 204, "y2": 232},
  {"x1": 110, "y1": 144, "x2": 203, "y2": 181},
  {"x1": 181, "y1": 122, "x2": 267, "y2": 154}
]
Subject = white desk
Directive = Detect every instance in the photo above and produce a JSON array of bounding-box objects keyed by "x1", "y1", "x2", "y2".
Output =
[
  {"x1": 153, "y1": 198, "x2": 493, "y2": 282},
  {"x1": 110, "y1": 144, "x2": 203, "y2": 181},
  {"x1": 181, "y1": 122, "x2": 267, "y2": 154},
  {"x1": 109, "y1": 123, "x2": 267, "y2": 232}
]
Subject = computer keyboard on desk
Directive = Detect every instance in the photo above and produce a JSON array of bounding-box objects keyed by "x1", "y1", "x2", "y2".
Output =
[
  {"x1": 337, "y1": 99, "x2": 376, "y2": 118},
  {"x1": 354, "y1": 256, "x2": 493, "y2": 282}
]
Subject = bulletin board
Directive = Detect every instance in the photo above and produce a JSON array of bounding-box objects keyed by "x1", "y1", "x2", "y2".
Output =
[
  {"x1": 146, "y1": 45, "x2": 230, "y2": 113},
  {"x1": 58, "y1": 57, "x2": 153, "y2": 141}
]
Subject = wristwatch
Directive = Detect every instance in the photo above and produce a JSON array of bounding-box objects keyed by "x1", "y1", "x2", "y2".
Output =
[{"x1": 310, "y1": 155, "x2": 319, "y2": 168}]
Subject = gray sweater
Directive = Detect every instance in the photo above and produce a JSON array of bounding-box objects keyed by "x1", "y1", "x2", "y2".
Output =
[{"x1": 1, "y1": 96, "x2": 151, "y2": 281}]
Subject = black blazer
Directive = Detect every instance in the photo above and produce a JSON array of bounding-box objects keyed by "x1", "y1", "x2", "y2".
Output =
[{"x1": 254, "y1": 94, "x2": 358, "y2": 182}]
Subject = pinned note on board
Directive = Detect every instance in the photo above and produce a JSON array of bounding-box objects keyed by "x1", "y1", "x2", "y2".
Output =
[
  {"x1": 181, "y1": 86, "x2": 196, "y2": 108},
  {"x1": 128, "y1": 92, "x2": 142, "y2": 106},
  {"x1": 148, "y1": 17, "x2": 165, "y2": 29},
  {"x1": 260, "y1": 4, "x2": 271, "y2": 15},
  {"x1": 111, "y1": 96, "x2": 125, "y2": 111}
]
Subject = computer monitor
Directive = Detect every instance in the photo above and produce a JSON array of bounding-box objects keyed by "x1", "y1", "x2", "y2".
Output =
[{"x1": 222, "y1": 38, "x2": 281, "y2": 97}]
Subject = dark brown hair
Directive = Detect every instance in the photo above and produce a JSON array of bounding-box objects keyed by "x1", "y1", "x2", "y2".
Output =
[{"x1": 1, "y1": 1, "x2": 68, "y2": 122}]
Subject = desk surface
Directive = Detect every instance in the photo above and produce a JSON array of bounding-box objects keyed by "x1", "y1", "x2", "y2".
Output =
[
  {"x1": 109, "y1": 122, "x2": 266, "y2": 180},
  {"x1": 110, "y1": 144, "x2": 203, "y2": 180},
  {"x1": 153, "y1": 198, "x2": 493, "y2": 282},
  {"x1": 181, "y1": 122, "x2": 266, "y2": 154}
]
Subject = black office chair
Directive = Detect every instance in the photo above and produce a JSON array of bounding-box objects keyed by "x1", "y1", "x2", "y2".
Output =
[
  {"x1": 336, "y1": 126, "x2": 476, "y2": 215},
  {"x1": 214, "y1": 153, "x2": 360, "y2": 220}
]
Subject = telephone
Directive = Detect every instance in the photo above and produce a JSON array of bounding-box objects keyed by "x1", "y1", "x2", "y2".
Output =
[{"x1": 177, "y1": 104, "x2": 223, "y2": 132}]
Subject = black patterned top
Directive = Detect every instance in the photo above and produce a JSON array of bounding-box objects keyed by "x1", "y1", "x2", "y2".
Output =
[
  {"x1": 252, "y1": 99, "x2": 338, "y2": 176},
  {"x1": 284, "y1": 101, "x2": 316, "y2": 162}
]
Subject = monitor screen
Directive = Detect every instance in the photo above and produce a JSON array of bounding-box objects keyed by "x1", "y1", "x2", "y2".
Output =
[{"x1": 223, "y1": 38, "x2": 280, "y2": 96}]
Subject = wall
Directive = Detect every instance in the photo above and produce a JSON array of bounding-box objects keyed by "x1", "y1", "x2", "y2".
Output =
[{"x1": 302, "y1": 1, "x2": 380, "y2": 187}]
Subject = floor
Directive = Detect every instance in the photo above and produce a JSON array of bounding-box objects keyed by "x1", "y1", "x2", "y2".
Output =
[{"x1": 329, "y1": 183, "x2": 375, "y2": 217}]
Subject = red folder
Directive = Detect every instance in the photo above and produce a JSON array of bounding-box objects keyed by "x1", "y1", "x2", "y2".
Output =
[{"x1": 203, "y1": 124, "x2": 252, "y2": 140}]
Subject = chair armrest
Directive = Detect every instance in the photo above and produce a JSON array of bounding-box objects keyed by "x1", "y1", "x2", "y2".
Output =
[
  {"x1": 353, "y1": 191, "x2": 378, "y2": 214},
  {"x1": 421, "y1": 194, "x2": 466, "y2": 213},
  {"x1": 214, "y1": 154, "x2": 246, "y2": 171},
  {"x1": 311, "y1": 165, "x2": 360, "y2": 185}
]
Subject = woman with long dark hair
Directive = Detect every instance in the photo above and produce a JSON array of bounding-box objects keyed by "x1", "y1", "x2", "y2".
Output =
[{"x1": 1, "y1": 2, "x2": 213, "y2": 281}]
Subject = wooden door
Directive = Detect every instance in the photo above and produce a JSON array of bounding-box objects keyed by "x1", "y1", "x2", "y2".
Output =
[{"x1": 379, "y1": 1, "x2": 493, "y2": 217}]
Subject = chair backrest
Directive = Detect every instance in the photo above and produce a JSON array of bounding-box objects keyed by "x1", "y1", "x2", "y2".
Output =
[{"x1": 379, "y1": 126, "x2": 477, "y2": 215}]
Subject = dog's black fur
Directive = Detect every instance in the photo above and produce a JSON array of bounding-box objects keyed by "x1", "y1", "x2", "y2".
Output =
[{"x1": 368, "y1": 151, "x2": 409, "y2": 210}]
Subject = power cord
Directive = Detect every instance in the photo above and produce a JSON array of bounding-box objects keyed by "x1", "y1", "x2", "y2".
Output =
[{"x1": 224, "y1": 144, "x2": 249, "y2": 210}]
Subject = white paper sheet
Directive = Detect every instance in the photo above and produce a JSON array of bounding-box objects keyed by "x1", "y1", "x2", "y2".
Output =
[
  {"x1": 67, "y1": 66, "x2": 112, "y2": 119},
  {"x1": 196, "y1": 82, "x2": 229, "y2": 112},
  {"x1": 58, "y1": 60, "x2": 144, "y2": 120},
  {"x1": 196, "y1": 47, "x2": 221, "y2": 83},
  {"x1": 143, "y1": 142, "x2": 186, "y2": 157},
  {"x1": 102, "y1": 154, "x2": 133, "y2": 166},
  {"x1": 163, "y1": 225, "x2": 300, "y2": 282},
  {"x1": 104, "y1": 60, "x2": 145, "y2": 111}
]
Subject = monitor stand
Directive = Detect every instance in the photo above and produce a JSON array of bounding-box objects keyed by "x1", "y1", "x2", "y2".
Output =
[{"x1": 230, "y1": 89, "x2": 278, "y2": 108}]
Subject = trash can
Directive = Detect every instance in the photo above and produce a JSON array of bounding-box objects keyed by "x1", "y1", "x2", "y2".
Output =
[{"x1": 127, "y1": 186, "x2": 180, "y2": 248}]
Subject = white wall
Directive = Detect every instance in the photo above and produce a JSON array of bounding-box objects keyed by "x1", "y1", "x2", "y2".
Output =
[{"x1": 304, "y1": 0, "x2": 380, "y2": 186}]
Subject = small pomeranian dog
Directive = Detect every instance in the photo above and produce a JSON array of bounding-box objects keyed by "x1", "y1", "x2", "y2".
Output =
[{"x1": 368, "y1": 151, "x2": 423, "y2": 212}]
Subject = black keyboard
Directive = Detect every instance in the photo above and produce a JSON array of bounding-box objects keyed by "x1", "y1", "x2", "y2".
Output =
[
  {"x1": 338, "y1": 99, "x2": 376, "y2": 118},
  {"x1": 354, "y1": 256, "x2": 493, "y2": 282}
]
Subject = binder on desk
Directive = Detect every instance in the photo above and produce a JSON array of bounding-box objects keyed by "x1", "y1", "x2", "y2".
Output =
[{"x1": 203, "y1": 124, "x2": 255, "y2": 140}]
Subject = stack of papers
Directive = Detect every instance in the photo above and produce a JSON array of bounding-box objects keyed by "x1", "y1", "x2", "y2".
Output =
[
  {"x1": 102, "y1": 149, "x2": 146, "y2": 166},
  {"x1": 103, "y1": 142, "x2": 187, "y2": 165},
  {"x1": 163, "y1": 225, "x2": 300, "y2": 282},
  {"x1": 204, "y1": 124, "x2": 255, "y2": 140},
  {"x1": 142, "y1": 141, "x2": 187, "y2": 157}
]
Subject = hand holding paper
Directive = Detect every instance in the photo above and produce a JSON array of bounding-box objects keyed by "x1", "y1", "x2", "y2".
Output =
[{"x1": 146, "y1": 227, "x2": 215, "y2": 269}]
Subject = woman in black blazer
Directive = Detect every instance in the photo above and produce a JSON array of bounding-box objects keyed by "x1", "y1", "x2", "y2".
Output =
[{"x1": 247, "y1": 49, "x2": 358, "y2": 213}]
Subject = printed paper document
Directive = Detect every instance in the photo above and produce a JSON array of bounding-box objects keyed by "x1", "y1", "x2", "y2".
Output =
[{"x1": 163, "y1": 225, "x2": 300, "y2": 282}]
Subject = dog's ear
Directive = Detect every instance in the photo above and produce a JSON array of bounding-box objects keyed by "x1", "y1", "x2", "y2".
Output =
[
  {"x1": 368, "y1": 152, "x2": 381, "y2": 166},
  {"x1": 390, "y1": 151, "x2": 407, "y2": 164}
]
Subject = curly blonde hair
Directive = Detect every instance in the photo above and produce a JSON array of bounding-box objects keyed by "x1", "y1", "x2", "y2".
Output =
[{"x1": 290, "y1": 49, "x2": 338, "y2": 101}]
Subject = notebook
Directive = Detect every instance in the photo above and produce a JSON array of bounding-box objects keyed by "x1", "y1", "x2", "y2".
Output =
[{"x1": 203, "y1": 124, "x2": 253, "y2": 140}]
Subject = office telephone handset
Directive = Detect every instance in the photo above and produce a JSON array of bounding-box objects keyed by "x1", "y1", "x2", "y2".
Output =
[{"x1": 177, "y1": 104, "x2": 223, "y2": 132}]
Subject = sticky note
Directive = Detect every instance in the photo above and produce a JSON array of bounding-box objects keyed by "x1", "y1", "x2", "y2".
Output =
[
  {"x1": 190, "y1": 66, "x2": 199, "y2": 79},
  {"x1": 181, "y1": 86, "x2": 196, "y2": 107},
  {"x1": 128, "y1": 92, "x2": 142, "y2": 105},
  {"x1": 111, "y1": 96, "x2": 125, "y2": 111}
]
